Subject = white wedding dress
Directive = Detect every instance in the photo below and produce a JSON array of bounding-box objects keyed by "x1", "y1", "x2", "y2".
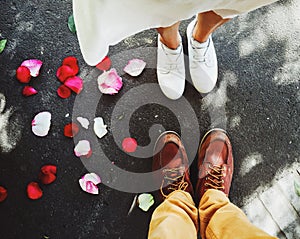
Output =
[{"x1": 73, "y1": 0, "x2": 277, "y2": 66}]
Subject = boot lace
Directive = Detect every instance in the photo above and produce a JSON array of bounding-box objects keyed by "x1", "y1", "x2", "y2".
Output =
[
  {"x1": 160, "y1": 166, "x2": 188, "y2": 198},
  {"x1": 204, "y1": 165, "x2": 225, "y2": 191}
]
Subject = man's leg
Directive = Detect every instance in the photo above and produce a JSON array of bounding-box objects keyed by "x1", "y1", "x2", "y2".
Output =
[
  {"x1": 199, "y1": 189, "x2": 277, "y2": 239},
  {"x1": 195, "y1": 129, "x2": 277, "y2": 239},
  {"x1": 148, "y1": 190, "x2": 198, "y2": 239},
  {"x1": 149, "y1": 131, "x2": 197, "y2": 239}
]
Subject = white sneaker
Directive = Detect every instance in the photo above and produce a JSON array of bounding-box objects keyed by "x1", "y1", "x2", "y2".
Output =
[
  {"x1": 157, "y1": 35, "x2": 185, "y2": 100},
  {"x1": 187, "y1": 18, "x2": 218, "y2": 94}
]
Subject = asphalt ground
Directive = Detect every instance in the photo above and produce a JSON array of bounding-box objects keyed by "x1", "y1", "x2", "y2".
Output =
[{"x1": 0, "y1": 0, "x2": 299, "y2": 238}]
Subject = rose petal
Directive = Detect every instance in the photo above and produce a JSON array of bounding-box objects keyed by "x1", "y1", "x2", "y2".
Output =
[
  {"x1": 27, "y1": 182, "x2": 43, "y2": 200},
  {"x1": 81, "y1": 173, "x2": 101, "y2": 185},
  {"x1": 79, "y1": 179, "x2": 99, "y2": 195},
  {"x1": 64, "y1": 76, "x2": 83, "y2": 94},
  {"x1": 62, "y1": 56, "x2": 79, "y2": 75},
  {"x1": 56, "y1": 65, "x2": 76, "y2": 83},
  {"x1": 77, "y1": 117, "x2": 90, "y2": 129},
  {"x1": 32, "y1": 111, "x2": 51, "y2": 137},
  {"x1": 16, "y1": 66, "x2": 31, "y2": 83},
  {"x1": 124, "y1": 59, "x2": 146, "y2": 77},
  {"x1": 138, "y1": 193, "x2": 154, "y2": 212},
  {"x1": 122, "y1": 137, "x2": 138, "y2": 153},
  {"x1": 64, "y1": 122, "x2": 79, "y2": 138},
  {"x1": 57, "y1": 85, "x2": 71, "y2": 99},
  {"x1": 74, "y1": 140, "x2": 92, "y2": 158},
  {"x1": 21, "y1": 59, "x2": 43, "y2": 77},
  {"x1": 93, "y1": 117, "x2": 108, "y2": 139},
  {"x1": 39, "y1": 165, "x2": 57, "y2": 185},
  {"x1": 96, "y1": 56, "x2": 111, "y2": 71},
  {"x1": 97, "y1": 68, "x2": 123, "y2": 95},
  {"x1": 0, "y1": 186, "x2": 8, "y2": 202},
  {"x1": 79, "y1": 173, "x2": 101, "y2": 195},
  {"x1": 22, "y1": 86, "x2": 38, "y2": 97}
]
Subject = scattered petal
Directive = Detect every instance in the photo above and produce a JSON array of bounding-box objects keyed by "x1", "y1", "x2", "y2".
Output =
[
  {"x1": 56, "y1": 65, "x2": 76, "y2": 83},
  {"x1": 32, "y1": 111, "x2": 51, "y2": 137},
  {"x1": 77, "y1": 117, "x2": 90, "y2": 129},
  {"x1": 0, "y1": 186, "x2": 8, "y2": 202},
  {"x1": 64, "y1": 122, "x2": 79, "y2": 138},
  {"x1": 27, "y1": 182, "x2": 43, "y2": 200},
  {"x1": 39, "y1": 165, "x2": 57, "y2": 185},
  {"x1": 97, "y1": 68, "x2": 123, "y2": 95},
  {"x1": 124, "y1": 59, "x2": 146, "y2": 77},
  {"x1": 0, "y1": 39, "x2": 7, "y2": 54},
  {"x1": 79, "y1": 173, "x2": 101, "y2": 194},
  {"x1": 16, "y1": 66, "x2": 31, "y2": 83},
  {"x1": 64, "y1": 76, "x2": 83, "y2": 94},
  {"x1": 22, "y1": 86, "x2": 38, "y2": 97},
  {"x1": 57, "y1": 85, "x2": 71, "y2": 99},
  {"x1": 21, "y1": 59, "x2": 43, "y2": 77},
  {"x1": 127, "y1": 195, "x2": 138, "y2": 216},
  {"x1": 62, "y1": 56, "x2": 79, "y2": 75},
  {"x1": 138, "y1": 193, "x2": 154, "y2": 212},
  {"x1": 93, "y1": 117, "x2": 108, "y2": 138},
  {"x1": 122, "y1": 137, "x2": 138, "y2": 153},
  {"x1": 295, "y1": 180, "x2": 300, "y2": 197},
  {"x1": 96, "y1": 56, "x2": 111, "y2": 71},
  {"x1": 68, "y1": 14, "x2": 76, "y2": 33},
  {"x1": 74, "y1": 140, "x2": 92, "y2": 158}
]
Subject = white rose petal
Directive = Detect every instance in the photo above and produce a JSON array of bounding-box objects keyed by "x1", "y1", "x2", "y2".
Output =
[
  {"x1": 31, "y1": 111, "x2": 51, "y2": 137},
  {"x1": 93, "y1": 117, "x2": 108, "y2": 138}
]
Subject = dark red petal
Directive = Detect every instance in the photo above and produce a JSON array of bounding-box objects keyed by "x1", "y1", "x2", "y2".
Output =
[
  {"x1": 96, "y1": 56, "x2": 111, "y2": 71},
  {"x1": 57, "y1": 85, "x2": 71, "y2": 99},
  {"x1": 16, "y1": 66, "x2": 31, "y2": 83},
  {"x1": 41, "y1": 165, "x2": 57, "y2": 175},
  {"x1": 62, "y1": 56, "x2": 79, "y2": 75},
  {"x1": 27, "y1": 182, "x2": 43, "y2": 200},
  {"x1": 64, "y1": 76, "x2": 83, "y2": 94},
  {"x1": 122, "y1": 137, "x2": 138, "y2": 153},
  {"x1": 64, "y1": 122, "x2": 79, "y2": 138},
  {"x1": 39, "y1": 172, "x2": 56, "y2": 185},
  {"x1": 22, "y1": 86, "x2": 38, "y2": 97},
  {"x1": 56, "y1": 65, "x2": 76, "y2": 83},
  {"x1": 0, "y1": 186, "x2": 8, "y2": 202}
]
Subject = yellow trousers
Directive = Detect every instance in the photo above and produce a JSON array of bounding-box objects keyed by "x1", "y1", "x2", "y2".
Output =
[{"x1": 148, "y1": 189, "x2": 278, "y2": 239}]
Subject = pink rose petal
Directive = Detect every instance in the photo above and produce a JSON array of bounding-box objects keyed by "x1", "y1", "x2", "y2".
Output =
[
  {"x1": 122, "y1": 137, "x2": 138, "y2": 153},
  {"x1": 97, "y1": 68, "x2": 123, "y2": 95},
  {"x1": 32, "y1": 111, "x2": 51, "y2": 137},
  {"x1": 124, "y1": 59, "x2": 146, "y2": 77},
  {"x1": 21, "y1": 59, "x2": 43, "y2": 77},
  {"x1": 79, "y1": 173, "x2": 101, "y2": 195},
  {"x1": 64, "y1": 76, "x2": 83, "y2": 94},
  {"x1": 74, "y1": 140, "x2": 92, "y2": 158},
  {"x1": 22, "y1": 86, "x2": 38, "y2": 97}
]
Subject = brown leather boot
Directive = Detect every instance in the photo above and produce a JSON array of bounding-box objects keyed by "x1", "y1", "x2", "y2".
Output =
[
  {"x1": 153, "y1": 131, "x2": 194, "y2": 201},
  {"x1": 195, "y1": 129, "x2": 234, "y2": 203}
]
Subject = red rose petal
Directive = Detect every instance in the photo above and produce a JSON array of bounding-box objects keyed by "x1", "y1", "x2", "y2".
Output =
[
  {"x1": 62, "y1": 56, "x2": 79, "y2": 75},
  {"x1": 0, "y1": 186, "x2": 8, "y2": 202},
  {"x1": 64, "y1": 76, "x2": 83, "y2": 94},
  {"x1": 64, "y1": 122, "x2": 79, "y2": 138},
  {"x1": 96, "y1": 56, "x2": 111, "y2": 71},
  {"x1": 16, "y1": 66, "x2": 31, "y2": 83},
  {"x1": 122, "y1": 137, "x2": 138, "y2": 153},
  {"x1": 57, "y1": 85, "x2": 71, "y2": 99},
  {"x1": 39, "y1": 165, "x2": 57, "y2": 185},
  {"x1": 41, "y1": 165, "x2": 57, "y2": 175},
  {"x1": 27, "y1": 182, "x2": 43, "y2": 200},
  {"x1": 56, "y1": 65, "x2": 76, "y2": 83},
  {"x1": 22, "y1": 86, "x2": 38, "y2": 97}
]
